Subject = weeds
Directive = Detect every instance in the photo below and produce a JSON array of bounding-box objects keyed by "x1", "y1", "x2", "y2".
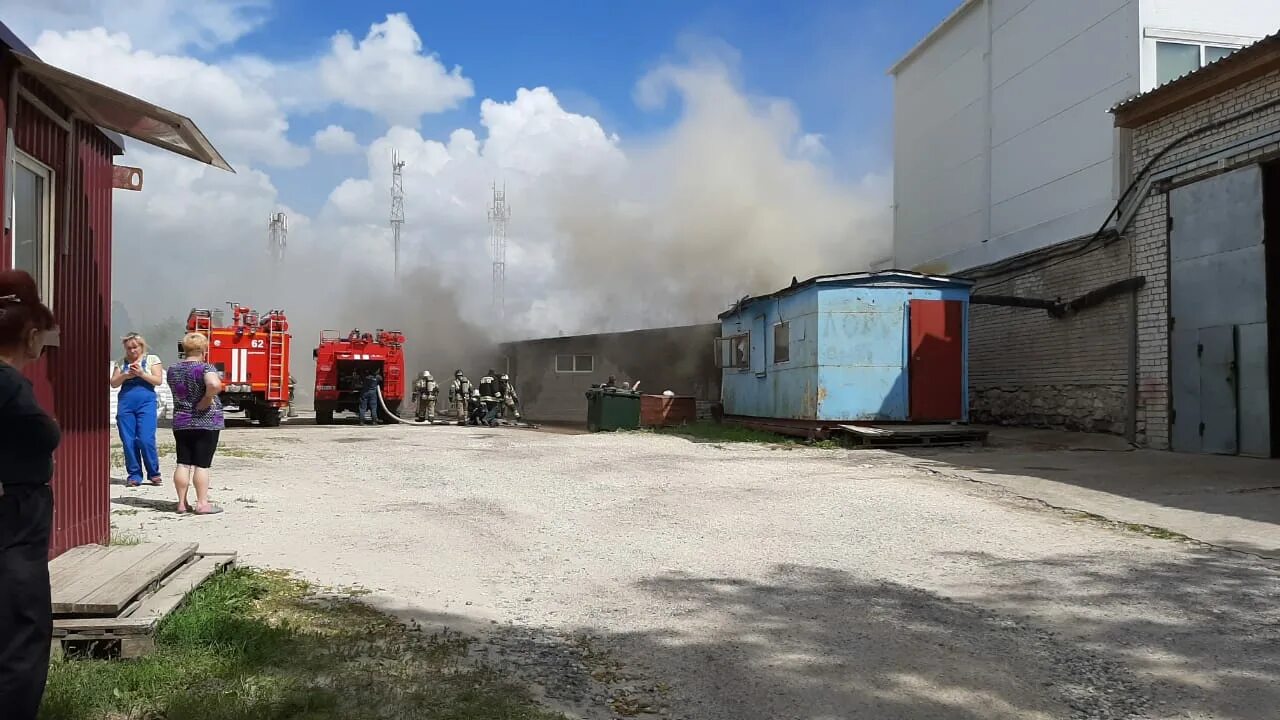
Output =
[{"x1": 41, "y1": 568, "x2": 563, "y2": 720}]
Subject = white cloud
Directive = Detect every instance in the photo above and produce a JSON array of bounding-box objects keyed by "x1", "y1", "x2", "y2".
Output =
[
  {"x1": 32, "y1": 28, "x2": 309, "y2": 168},
  {"x1": 319, "y1": 13, "x2": 474, "y2": 126},
  {"x1": 795, "y1": 133, "x2": 829, "y2": 160},
  {"x1": 25, "y1": 7, "x2": 887, "y2": 360},
  {"x1": 312, "y1": 125, "x2": 361, "y2": 155},
  {"x1": 6, "y1": 0, "x2": 269, "y2": 53}
]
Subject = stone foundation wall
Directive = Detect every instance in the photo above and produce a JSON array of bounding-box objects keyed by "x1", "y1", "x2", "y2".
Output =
[{"x1": 970, "y1": 385, "x2": 1127, "y2": 435}]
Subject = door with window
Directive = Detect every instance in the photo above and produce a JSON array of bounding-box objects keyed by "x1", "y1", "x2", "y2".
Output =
[{"x1": 9, "y1": 151, "x2": 55, "y2": 298}]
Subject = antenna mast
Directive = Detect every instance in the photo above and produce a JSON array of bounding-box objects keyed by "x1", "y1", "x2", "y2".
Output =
[
  {"x1": 390, "y1": 151, "x2": 406, "y2": 281},
  {"x1": 487, "y1": 183, "x2": 510, "y2": 324},
  {"x1": 268, "y1": 211, "x2": 287, "y2": 268}
]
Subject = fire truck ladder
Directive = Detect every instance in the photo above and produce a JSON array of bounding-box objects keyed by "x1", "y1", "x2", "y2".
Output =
[
  {"x1": 266, "y1": 314, "x2": 288, "y2": 402},
  {"x1": 189, "y1": 310, "x2": 213, "y2": 339}
]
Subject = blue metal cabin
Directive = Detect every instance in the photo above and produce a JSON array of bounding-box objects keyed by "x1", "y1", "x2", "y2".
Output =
[{"x1": 717, "y1": 271, "x2": 974, "y2": 424}]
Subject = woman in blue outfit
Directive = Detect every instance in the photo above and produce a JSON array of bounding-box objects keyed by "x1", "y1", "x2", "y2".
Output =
[{"x1": 110, "y1": 333, "x2": 164, "y2": 487}]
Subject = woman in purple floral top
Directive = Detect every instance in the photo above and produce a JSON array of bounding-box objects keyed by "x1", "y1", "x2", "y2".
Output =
[{"x1": 166, "y1": 332, "x2": 225, "y2": 515}]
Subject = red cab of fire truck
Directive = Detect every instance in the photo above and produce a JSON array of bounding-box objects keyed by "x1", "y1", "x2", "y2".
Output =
[
  {"x1": 312, "y1": 328, "x2": 406, "y2": 424},
  {"x1": 185, "y1": 304, "x2": 292, "y2": 427}
]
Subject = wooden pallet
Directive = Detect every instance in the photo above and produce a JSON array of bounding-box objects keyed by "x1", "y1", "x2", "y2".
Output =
[
  {"x1": 50, "y1": 544, "x2": 237, "y2": 659},
  {"x1": 835, "y1": 424, "x2": 988, "y2": 448}
]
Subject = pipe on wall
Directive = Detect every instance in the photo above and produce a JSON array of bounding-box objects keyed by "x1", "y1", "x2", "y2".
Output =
[
  {"x1": 3, "y1": 68, "x2": 19, "y2": 235},
  {"x1": 971, "y1": 277, "x2": 1147, "y2": 319}
]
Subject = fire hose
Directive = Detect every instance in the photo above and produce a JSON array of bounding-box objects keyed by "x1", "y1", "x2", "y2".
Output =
[
  {"x1": 374, "y1": 386, "x2": 433, "y2": 426},
  {"x1": 374, "y1": 386, "x2": 533, "y2": 427}
]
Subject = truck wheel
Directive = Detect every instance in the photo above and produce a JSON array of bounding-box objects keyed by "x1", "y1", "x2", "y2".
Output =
[
  {"x1": 260, "y1": 408, "x2": 282, "y2": 427},
  {"x1": 316, "y1": 409, "x2": 333, "y2": 425}
]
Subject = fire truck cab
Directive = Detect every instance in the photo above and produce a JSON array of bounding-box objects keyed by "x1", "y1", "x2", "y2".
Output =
[
  {"x1": 313, "y1": 328, "x2": 406, "y2": 424},
  {"x1": 185, "y1": 303, "x2": 292, "y2": 427}
]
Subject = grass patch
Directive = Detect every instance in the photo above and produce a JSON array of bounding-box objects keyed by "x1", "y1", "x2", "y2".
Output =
[
  {"x1": 108, "y1": 528, "x2": 142, "y2": 546},
  {"x1": 1068, "y1": 510, "x2": 1194, "y2": 543},
  {"x1": 41, "y1": 568, "x2": 563, "y2": 720},
  {"x1": 652, "y1": 421, "x2": 840, "y2": 449},
  {"x1": 218, "y1": 447, "x2": 272, "y2": 460}
]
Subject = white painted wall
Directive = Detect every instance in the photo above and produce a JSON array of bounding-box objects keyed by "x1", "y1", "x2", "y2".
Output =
[{"x1": 891, "y1": 0, "x2": 1280, "y2": 273}]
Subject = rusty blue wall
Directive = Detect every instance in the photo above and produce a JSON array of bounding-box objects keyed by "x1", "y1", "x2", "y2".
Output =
[
  {"x1": 721, "y1": 278, "x2": 971, "y2": 422},
  {"x1": 817, "y1": 285, "x2": 970, "y2": 421},
  {"x1": 720, "y1": 288, "x2": 820, "y2": 419}
]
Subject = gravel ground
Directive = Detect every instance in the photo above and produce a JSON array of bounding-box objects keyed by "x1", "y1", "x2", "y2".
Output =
[{"x1": 113, "y1": 423, "x2": 1280, "y2": 720}]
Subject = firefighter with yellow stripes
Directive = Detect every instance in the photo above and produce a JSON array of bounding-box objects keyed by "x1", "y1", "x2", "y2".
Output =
[{"x1": 411, "y1": 370, "x2": 438, "y2": 422}]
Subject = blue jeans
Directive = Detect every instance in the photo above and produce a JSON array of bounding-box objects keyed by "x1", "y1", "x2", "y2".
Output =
[
  {"x1": 359, "y1": 392, "x2": 378, "y2": 423},
  {"x1": 116, "y1": 387, "x2": 160, "y2": 482}
]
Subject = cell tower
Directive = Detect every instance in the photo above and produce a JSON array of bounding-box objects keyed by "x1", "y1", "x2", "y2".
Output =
[
  {"x1": 267, "y1": 211, "x2": 287, "y2": 267},
  {"x1": 390, "y1": 150, "x2": 406, "y2": 280},
  {"x1": 487, "y1": 183, "x2": 510, "y2": 323}
]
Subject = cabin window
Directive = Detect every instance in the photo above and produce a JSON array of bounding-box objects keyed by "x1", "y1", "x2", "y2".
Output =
[
  {"x1": 10, "y1": 151, "x2": 55, "y2": 307},
  {"x1": 716, "y1": 334, "x2": 750, "y2": 370},
  {"x1": 555, "y1": 354, "x2": 594, "y2": 373},
  {"x1": 773, "y1": 322, "x2": 790, "y2": 364}
]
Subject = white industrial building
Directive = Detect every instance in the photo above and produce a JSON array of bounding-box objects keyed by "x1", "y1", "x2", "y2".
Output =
[{"x1": 890, "y1": 0, "x2": 1280, "y2": 273}]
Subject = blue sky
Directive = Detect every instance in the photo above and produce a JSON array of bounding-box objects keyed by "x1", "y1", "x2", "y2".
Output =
[{"x1": 209, "y1": 0, "x2": 959, "y2": 215}]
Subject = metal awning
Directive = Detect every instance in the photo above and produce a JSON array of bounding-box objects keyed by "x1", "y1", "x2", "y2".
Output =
[{"x1": 11, "y1": 51, "x2": 233, "y2": 172}]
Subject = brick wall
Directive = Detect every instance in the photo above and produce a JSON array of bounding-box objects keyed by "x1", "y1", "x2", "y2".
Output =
[
  {"x1": 1126, "y1": 68, "x2": 1280, "y2": 449},
  {"x1": 965, "y1": 235, "x2": 1133, "y2": 434}
]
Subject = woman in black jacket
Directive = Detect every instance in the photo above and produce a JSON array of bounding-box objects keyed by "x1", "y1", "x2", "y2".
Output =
[{"x1": 0, "y1": 269, "x2": 60, "y2": 720}]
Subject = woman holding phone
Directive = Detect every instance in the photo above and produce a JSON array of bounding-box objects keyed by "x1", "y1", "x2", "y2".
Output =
[{"x1": 110, "y1": 333, "x2": 163, "y2": 486}]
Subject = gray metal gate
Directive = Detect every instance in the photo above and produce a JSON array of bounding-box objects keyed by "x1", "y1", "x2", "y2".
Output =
[{"x1": 1168, "y1": 165, "x2": 1270, "y2": 456}]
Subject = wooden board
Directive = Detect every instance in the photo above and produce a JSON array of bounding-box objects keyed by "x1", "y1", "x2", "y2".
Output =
[
  {"x1": 130, "y1": 555, "x2": 234, "y2": 621},
  {"x1": 51, "y1": 543, "x2": 198, "y2": 616}
]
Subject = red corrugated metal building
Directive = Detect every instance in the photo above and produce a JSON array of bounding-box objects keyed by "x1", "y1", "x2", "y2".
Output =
[{"x1": 0, "y1": 22, "x2": 230, "y2": 557}]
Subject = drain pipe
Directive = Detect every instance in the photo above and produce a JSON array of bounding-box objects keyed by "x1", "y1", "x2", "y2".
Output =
[
  {"x1": 3, "y1": 68, "x2": 20, "y2": 239},
  {"x1": 1127, "y1": 290, "x2": 1138, "y2": 444}
]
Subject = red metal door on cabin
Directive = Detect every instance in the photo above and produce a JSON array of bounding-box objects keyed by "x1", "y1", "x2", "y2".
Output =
[{"x1": 908, "y1": 300, "x2": 964, "y2": 422}]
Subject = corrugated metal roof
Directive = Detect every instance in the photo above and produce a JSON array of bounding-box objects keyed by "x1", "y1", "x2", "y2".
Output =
[
  {"x1": 718, "y1": 269, "x2": 975, "y2": 319},
  {"x1": 1110, "y1": 31, "x2": 1280, "y2": 115},
  {"x1": 0, "y1": 19, "x2": 126, "y2": 152}
]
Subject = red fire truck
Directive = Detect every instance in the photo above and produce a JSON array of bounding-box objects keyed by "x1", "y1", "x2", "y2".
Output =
[
  {"x1": 312, "y1": 328, "x2": 406, "y2": 424},
  {"x1": 185, "y1": 303, "x2": 292, "y2": 427}
]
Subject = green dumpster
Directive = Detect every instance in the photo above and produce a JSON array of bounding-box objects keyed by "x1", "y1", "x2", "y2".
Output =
[{"x1": 585, "y1": 388, "x2": 641, "y2": 432}]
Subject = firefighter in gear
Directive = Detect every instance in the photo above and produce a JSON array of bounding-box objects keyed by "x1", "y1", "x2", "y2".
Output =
[
  {"x1": 477, "y1": 370, "x2": 500, "y2": 427},
  {"x1": 358, "y1": 369, "x2": 382, "y2": 425},
  {"x1": 412, "y1": 370, "x2": 439, "y2": 422},
  {"x1": 468, "y1": 388, "x2": 487, "y2": 425},
  {"x1": 496, "y1": 373, "x2": 521, "y2": 422},
  {"x1": 449, "y1": 370, "x2": 472, "y2": 425}
]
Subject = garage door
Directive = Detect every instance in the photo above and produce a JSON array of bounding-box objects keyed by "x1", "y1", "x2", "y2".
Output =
[{"x1": 1168, "y1": 165, "x2": 1270, "y2": 456}]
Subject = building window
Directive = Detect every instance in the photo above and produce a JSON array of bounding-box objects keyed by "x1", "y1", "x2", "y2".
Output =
[
  {"x1": 716, "y1": 334, "x2": 750, "y2": 370},
  {"x1": 555, "y1": 354, "x2": 594, "y2": 373},
  {"x1": 1156, "y1": 40, "x2": 1239, "y2": 85},
  {"x1": 10, "y1": 151, "x2": 55, "y2": 304},
  {"x1": 773, "y1": 322, "x2": 790, "y2": 364}
]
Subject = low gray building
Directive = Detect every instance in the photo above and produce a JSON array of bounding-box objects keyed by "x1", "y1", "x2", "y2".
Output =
[{"x1": 500, "y1": 324, "x2": 721, "y2": 424}]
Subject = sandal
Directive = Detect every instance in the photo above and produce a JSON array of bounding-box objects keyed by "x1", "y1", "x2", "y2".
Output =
[
  {"x1": 125, "y1": 479, "x2": 143, "y2": 488},
  {"x1": 148, "y1": 477, "x2": 164, "y2": 486},
  {"x1": 193, "y1": 504, "x2": 224, "y2": 515}
]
